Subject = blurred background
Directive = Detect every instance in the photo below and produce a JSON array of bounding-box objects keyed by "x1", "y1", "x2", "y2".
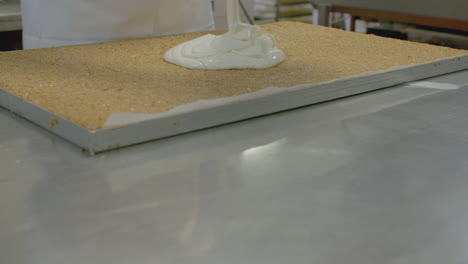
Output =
[
  {"x1": 0, "y1": 0, "x2": 467, "y2": 51},
  {"x1": 252, "y1": 0, "x2": 468, "y2": 49},
  {"x1": 0, "y1": 0, "x2": 21, "y2": 51}
]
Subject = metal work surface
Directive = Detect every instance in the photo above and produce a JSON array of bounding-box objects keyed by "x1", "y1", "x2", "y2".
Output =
[{"x1": 1, "y1": 70, "x2": 468, "y2": 264}]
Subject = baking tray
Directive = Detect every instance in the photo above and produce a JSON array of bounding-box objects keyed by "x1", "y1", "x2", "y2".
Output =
[{"x1": 1, "y1": 54, "x2": 467, "y2": 154}]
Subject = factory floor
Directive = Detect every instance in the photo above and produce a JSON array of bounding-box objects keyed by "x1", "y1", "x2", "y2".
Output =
[{"x1": 1, "y1": 70, "x2": 468, "y2": 264}]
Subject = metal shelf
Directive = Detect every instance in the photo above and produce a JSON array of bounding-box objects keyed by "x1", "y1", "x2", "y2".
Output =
[{"x1": 0, "y1": 2, "x2": 21, "y2": 31}]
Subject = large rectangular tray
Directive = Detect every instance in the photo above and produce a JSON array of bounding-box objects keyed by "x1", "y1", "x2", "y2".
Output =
[{"x1": 1, "y1": 54, "x2": 467, "y2": 154}]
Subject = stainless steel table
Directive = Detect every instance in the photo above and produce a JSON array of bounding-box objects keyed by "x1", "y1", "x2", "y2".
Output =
[{"x1": 1, "y1": 70, "x2": 468, "y2": 264}]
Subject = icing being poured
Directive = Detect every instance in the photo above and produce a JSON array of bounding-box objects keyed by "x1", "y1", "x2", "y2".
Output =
[{"x1": 164, "y1": 0, "x2": 285, "y2": 69}]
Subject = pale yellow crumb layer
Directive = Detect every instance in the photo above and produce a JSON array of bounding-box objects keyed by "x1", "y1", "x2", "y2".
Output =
[{"x1": 0, "y1": 22, "x2": 466, "y2": 129}]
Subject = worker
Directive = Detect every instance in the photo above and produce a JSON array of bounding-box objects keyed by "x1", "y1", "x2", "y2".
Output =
[{"x1": 21, "y1": 0, "x2": 215, "y2": 49}]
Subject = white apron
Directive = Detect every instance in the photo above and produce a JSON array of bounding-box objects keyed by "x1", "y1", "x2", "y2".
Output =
[{"x1": 22, "y1": 0, "x2": 215, "y2": 49}]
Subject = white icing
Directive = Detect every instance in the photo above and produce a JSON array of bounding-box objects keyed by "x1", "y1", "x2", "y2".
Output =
[{"x1": 164, "y1": 0, "x2": 285, "y2": 70}]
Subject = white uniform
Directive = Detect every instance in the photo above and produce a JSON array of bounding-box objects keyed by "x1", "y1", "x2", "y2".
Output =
[{"x1": 22, "y1": 0, "x2": 215, "y2": 49}]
